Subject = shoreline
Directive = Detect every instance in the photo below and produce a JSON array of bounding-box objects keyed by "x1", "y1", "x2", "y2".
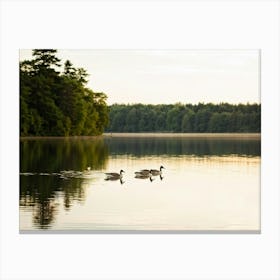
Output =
[
  {"x1": 20, "y1": 132, "x2": 261, "y2": 140},
  {"x1": 103, "y1": 133, "x2": 261, "y2": 139}
]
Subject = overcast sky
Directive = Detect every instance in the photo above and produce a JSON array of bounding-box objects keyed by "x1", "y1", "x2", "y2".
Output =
[{"x1": 20, "y1": 49, "x2": 260, "y2": 105}]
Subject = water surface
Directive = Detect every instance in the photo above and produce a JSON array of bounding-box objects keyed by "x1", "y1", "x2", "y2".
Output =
[{"x1": 20, "y1": 134, "x2": 260, "y2": 232}]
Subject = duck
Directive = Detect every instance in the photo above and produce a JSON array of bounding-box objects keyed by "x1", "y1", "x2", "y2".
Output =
[
  {"x1": 84, "y1": 166, "x2": 91, "y2": 172},
  {"x1": 105, "y1": 169, "x2": 125, "y2": 179}
]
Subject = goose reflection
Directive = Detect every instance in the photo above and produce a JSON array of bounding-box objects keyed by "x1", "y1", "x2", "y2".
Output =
[
  {"x1": 104, "y1": 176, "x2": 125, "y2": 184},
  {"x1": 135, "y1": 172, "x2": 154, "y2": 182}
]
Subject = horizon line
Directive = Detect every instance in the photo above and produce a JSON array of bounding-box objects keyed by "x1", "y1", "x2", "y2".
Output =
[{"x1": 108, "y1": 101, "x2": 261, "y2": 106}]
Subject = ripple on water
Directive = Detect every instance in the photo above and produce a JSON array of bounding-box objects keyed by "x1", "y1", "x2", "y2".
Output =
[{"x1": 20, "y1": 170, "x2": 101, "y2": 180}]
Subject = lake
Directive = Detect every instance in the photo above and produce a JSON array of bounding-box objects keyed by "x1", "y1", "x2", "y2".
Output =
[{"x1": 20, "y1": 134, "x2": 261, "y2": 232}]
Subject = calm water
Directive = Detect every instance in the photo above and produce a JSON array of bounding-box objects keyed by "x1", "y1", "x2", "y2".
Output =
[{"x1": 20, "y1": 135, "x2": 260, "y2": 232}]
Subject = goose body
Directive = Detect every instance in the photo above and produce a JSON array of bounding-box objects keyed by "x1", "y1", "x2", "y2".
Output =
[
  {"x1": 105, "y1": 169, "x2": 125, "y2": 179},
  {"x1": 134, "y1": 169, "x2": 152, "y2": 176},
  {"x1": 136, "y1": 166, "x2": 165, "y2": 176},
  {"x1": 150, "y1": 165, "x2": 165, "y2": 175}
]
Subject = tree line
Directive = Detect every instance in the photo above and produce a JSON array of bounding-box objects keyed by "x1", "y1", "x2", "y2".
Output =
[
  {"x1": 20, "y1": 50, "x2": 260, "y2": 135},
  {"x1": 20, "y1": 49, "x2": 109, "y2": 136},
  {"x1": 106, "y1": 103, "x2": 261, "y2": 133}
]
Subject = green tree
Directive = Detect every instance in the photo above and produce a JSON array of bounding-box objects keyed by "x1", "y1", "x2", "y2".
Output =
[
  {"x1": 194, "y1": 108, "x2": 212, "y2": 132},
  {"x1": 181, "y1": 108, "x2": 195, "y2": 132},
  {"x1": 125, "y1": 108, "x2": 138, "y2": 132},
  {"x1": 208, "y1": 112, "x2": 231, "y2": 132},
  {"x1": 20, "y1": 49, "x2": 109, "y2": 136},
  {"x1": 166, "y1": 104, "x2": 185, "y2": 132},
  {"x1": 106, "y1": 103, "x2": 260, "y2": 133},
  {"x1": 32, "y1": 49, "x2": 61, "y2": 70}
]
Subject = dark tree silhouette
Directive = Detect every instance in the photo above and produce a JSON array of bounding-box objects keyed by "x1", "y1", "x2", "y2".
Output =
[{"x1": 20, "y1": 49, "x2": 109, "y2": 136}]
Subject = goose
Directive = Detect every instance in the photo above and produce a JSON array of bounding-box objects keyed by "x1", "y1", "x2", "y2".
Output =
[
  {"x1": 134, "y1": 169, "x2": 152, "y2": 176},
  {"x1": 105, "y1": 170, "x2": 125, "y2": 179},
  {"x1": 137, "y1": 166, "x2": 165, "y2": 176},
  {"x1": 150, "y1": 165, "x2": 165, "y2": 176}
]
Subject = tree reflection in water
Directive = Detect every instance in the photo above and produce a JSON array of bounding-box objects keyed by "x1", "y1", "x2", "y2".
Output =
[
  {"x1": 104, "y1": 136, "x2": 260, "y2": 157},
  {"x1": 20, "y1": 138, "x2": 109, "y2": 229},
  {"x1": 20, "y1": 136, "x2": 260, "y2": 229}
]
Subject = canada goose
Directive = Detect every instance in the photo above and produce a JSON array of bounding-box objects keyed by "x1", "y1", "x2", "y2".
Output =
[
  {"x1": 136, "y1": 166, "x2": 165, "y2": 176},
  {"x1": 105, "y1": 170, "x2": 125, "y2": 179},
  {"x1": 150, "y1": 165, "x2": 165, "y2": 175},
  {"x1": 134, "y1": 169, "x2": 152, "y2": 176}
]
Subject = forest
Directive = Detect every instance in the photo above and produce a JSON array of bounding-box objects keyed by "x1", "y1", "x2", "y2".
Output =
[
  {"x1": 106, "y1": 103, "x2": 261, "y2": 133},
  {"x1": 20, "y1": 49, "x2": 109, "y2": 136},
  {"x1": 20, "y1": 50, "x2": 260, "y2": 136}
]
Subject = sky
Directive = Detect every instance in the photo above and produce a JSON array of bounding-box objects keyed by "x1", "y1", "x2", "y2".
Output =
[{"x1": 19, "y1": 49, "x2": 260, "y2": 105}]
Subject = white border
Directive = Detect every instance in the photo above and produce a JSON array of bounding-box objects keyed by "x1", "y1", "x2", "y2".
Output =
[{"x1": 1, "y1": 1, "x2": 279, "y2": 279}]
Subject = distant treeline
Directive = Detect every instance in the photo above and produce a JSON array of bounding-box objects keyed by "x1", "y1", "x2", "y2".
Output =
[
  {"x1": 20, "y1": 49, "x2": 109, "y2": 136},
  {"x1": 106, "y1": 103, "x2": 261, "y2": 133}
]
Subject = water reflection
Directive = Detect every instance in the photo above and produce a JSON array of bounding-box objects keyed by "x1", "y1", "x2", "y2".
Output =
[
  {"x1": 20, "y1": 136, "x2": 260, "y2": 230},
  {"x1": 20, "y1": 138, "x2": 109, "y2": 229},
  {"x1": 135, "y1": 174, "x2": 154, "y2": 182},
  {"x1": 105, "y1": 137, "x2": 260, "y2": 157},
  {"x1": 21, "y1": 138, "x2": 109, "y2": 172},
  {"x1": 105, "y1": 177, "x2": 125, "y2": 184}
]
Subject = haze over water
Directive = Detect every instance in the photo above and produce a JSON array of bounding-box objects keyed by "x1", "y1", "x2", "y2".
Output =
[{"x1": 20, "y1": 134, "x2": 260, "y2": 232}]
